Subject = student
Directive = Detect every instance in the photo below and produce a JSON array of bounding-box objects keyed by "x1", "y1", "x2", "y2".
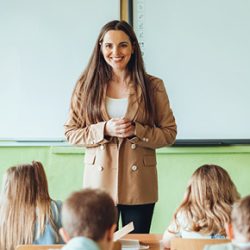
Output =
[
  {"x1": 0, "y1": 161, "x2": 63, "y2": 250},
  {"x1": 162, "y1": 164, "x2": 240, "y2": 249},
  {"x1": 204, "y1": 195, "x2": 250, "y2": 250},
  {"x1": 60, "y1": 188, "x2": 117, "y2": 250},
  {"x1": 64, "y1": 19, "x2": 177, "y2": 233}
]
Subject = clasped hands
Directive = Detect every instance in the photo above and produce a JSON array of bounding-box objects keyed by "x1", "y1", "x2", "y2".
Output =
[{"x1": 105, "y1": 118, "x2": 135, "y2": 138}]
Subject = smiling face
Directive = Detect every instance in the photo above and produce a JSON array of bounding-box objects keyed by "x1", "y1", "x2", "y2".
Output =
[{"x1": 101, "y1": 30, "x2": 134, "y2": 72}]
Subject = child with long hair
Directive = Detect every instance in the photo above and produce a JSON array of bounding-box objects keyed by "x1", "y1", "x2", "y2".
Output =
[
  {"x1": 0, "y1": 161, "x2": 63, "y2": 250},
  {"x1": 162, "y1": 164, "x2": 240, "y2": 249}
]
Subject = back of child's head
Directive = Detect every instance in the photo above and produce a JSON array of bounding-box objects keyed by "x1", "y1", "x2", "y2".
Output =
[
  {"x1": 1, "y1": 161, "x2": 51, "y2": 203},
  {"x1": 1, "y1": 162, "x2": 35, "y2": 202},
  {"x1": 188, "y1": 164, "x2": 239, "y2": 207},
  {"x1": 174, "y1": 164, "x2": 240, "y2": 235},
  {"x1": 231, "y1": 195, "x2": 250, "y2": 241},
  {"x1": 0, "y1": 161, "x2": 56, "y2": 250},
  {"x1": 62, "y1": 188, "x2": 117, "y2": 241}
]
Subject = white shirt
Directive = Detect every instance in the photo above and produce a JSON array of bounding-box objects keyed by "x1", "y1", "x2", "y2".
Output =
[
  {"x1": 62, "y1": 236, "x2": 100, "y2": 250},
  {"x1": 163, "y1": 211, "x2": 226, "y2": 248},
  {"x1": 105, "y1": 96, "x2": 128, "y2": 118},
  {"x1": 168, "y1": 212, "x2": 225, "y2": 238}
]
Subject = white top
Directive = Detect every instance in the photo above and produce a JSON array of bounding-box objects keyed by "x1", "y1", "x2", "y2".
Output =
[
  {"x1": 162, "y1": 211, "x2": 226, "y2": 248},
  {"x1": 232, "y1": 241, "x2": 250, "y2": 249},
  {"x1": 105, "y1": 96, "x2": 128, "y2": 118},
  {"x1": 167, "y1": 212, "x2": 225, "y2": 239},
  {"x1": 61, "y1": 236, "x2": 100, "y2": 250}
]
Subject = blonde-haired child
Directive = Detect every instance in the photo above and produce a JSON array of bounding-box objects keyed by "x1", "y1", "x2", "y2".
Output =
[
  {"x1": 0, "y1": 161, "x2": 63, "y2": 250},
  {"x1": 162, "y1": 164, "x2": 240, "y2": 249}
]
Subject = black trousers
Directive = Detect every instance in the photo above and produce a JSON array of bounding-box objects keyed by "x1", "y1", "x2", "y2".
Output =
[{"x1": 117, "y1": 203, "x2": 155, "y2": 233}]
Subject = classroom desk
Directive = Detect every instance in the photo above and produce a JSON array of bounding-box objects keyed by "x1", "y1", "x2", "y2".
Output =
[{"x1": 124, "y1": 234, "x2": 162, "y2": 250}]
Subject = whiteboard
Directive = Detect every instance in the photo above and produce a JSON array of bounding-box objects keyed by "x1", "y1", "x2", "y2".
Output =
[
  {"x1": 0, "y1": 0, "x2": 119, "y2": 141},
  {"x1": 133, "y1": 0, "x2": 250, "y2": 143}
]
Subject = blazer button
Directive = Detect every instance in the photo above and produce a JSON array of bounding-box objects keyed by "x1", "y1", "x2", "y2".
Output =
[
  {"x1": 100, "y1": 145, "x2": 104, "y2": 150},
  {"x1": 98, "y1": 166, "x2": 104, "y2": 172},
  {"x1": 131, "y1": 144, "x2": 136, "y2": 149},
  {"x1": 131, "y1": 165, "x2": 138, "y2": 171}
]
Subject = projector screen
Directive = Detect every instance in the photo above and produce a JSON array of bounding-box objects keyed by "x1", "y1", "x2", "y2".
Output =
[{"x1": 133, "y1": 0, "x2": 250, "y2": 144}]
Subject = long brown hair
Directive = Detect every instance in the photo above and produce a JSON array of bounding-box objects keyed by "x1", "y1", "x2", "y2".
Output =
[
  {"x1": 70, "y1": 20, "x2": 154, "y2": 126},
  {"x1": 170, "y1": 164, "x2": 240, "y2": 236},
  {"x1": 0, "y1": 161, "x2": 60, "y2": 250}
]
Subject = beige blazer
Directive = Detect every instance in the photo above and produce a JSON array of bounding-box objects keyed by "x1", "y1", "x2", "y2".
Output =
[{"x1": 64, "y1": 75, "x2": 177, "y2": 205}]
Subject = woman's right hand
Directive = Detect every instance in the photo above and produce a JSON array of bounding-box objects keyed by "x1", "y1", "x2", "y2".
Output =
[{"x1": 105, "y1": 118, "x2": 135, "y2": 138}]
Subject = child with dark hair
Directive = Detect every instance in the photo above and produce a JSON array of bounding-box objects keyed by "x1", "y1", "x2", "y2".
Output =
[{"x1": 60, "y1": 188, "x2": 117, "y2": 250}]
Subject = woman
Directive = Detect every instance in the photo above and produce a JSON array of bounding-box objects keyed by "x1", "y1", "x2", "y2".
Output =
[
  {"x1": 0, "y1": 161, "x2": 63, "y2": 250},
  {"x1": 65, "y1": 20, "x2": 177, "y2": 233},
  {"x1": 162, "y1": 164, "x2": 240, "y2": 249}
]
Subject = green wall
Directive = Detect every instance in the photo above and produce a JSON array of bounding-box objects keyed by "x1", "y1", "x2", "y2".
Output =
[{"x1": 0, "y1": 145, "x2": 250, "y2": 233}]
